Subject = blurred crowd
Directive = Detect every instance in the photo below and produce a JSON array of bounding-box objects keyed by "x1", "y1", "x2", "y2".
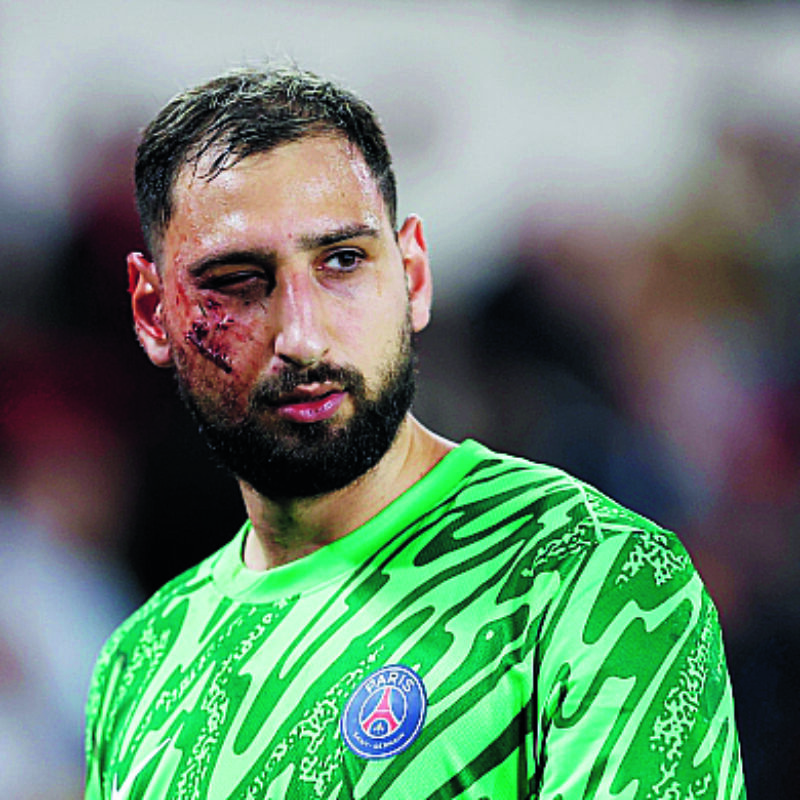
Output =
[{"x1": 2, "y1": 116, "x2": 800, "y2": 799}]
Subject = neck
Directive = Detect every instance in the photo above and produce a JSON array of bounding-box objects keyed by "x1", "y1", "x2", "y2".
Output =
[{"x1": 240, "y1": 415, "x2": 454, "y2": 570}]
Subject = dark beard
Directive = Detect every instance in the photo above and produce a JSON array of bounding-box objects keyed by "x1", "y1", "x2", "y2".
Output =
[{"x1": 174, "y1": 331, "x2": 417, "y2": 500}]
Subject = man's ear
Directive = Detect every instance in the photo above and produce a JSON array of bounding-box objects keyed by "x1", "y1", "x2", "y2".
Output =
[
  {"x1": 397, "y1": 214, "x2": 433, "y2": 333},
  {"x1": 128, "y1": 252, "x2": 173, "y2": 367}
]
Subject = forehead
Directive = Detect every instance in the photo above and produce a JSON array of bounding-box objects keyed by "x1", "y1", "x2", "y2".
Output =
[{"x1": 165, "y1": 135, "x2": 388, "y2": 253}]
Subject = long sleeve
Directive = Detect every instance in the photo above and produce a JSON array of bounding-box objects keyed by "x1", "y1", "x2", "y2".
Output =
[{"x1": 534, "y1": 526, "x2": 746, "y2": 799}]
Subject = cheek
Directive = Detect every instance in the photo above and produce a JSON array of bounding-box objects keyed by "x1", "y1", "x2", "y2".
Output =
[
  {"x1": 167, "y1": 286, "x2": 265, "y2": 380},
  {"x1": 183, "y1": 299, "x2": 236, "y2": 374},
  {"x1": 352, "y1": 302, "x2": 409, "y2": 378}
]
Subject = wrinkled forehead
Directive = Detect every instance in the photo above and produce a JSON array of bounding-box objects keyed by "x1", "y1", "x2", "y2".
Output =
[
  {"x1": 149, "y1": 132, "x2": 391, "y2": 264},
  {"x1": 161, "y1": 135, "x2": 392, "y2": 264},
  {"x1": 177, "y1": 133, "x2": 380, "y2": 204}
]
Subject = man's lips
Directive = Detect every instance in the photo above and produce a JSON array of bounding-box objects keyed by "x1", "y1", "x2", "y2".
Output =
[{"x1": 271, "y1": 385, "x2": 347, "y2": 423}]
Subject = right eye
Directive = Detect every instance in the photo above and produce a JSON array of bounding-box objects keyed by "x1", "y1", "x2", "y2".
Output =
[{"x1": 203, "y1": 269, "x2": 272, "y2": 293}]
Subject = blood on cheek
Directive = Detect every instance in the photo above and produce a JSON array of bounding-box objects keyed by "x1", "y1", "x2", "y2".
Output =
[{"x1": 182, "y1": 297, "x2": 236, "y2": 374}]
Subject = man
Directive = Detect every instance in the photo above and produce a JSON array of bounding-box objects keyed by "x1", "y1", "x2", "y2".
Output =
[{"x1": 84, "y1": 66, "x2": 746, "y2": 799}]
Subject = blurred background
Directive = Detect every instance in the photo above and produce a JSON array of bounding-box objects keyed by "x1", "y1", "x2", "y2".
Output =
[{"x1": 1, "y1": 0, "x2": 799, "y2": 796}]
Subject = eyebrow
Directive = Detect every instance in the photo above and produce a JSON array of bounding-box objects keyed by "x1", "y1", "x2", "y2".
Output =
[
  {"x1": 187, "y1": 222, "x2": 382, "y2": 277},
  {"x1": 296, "y1": 222, "x2": 381, "y2": 250}
]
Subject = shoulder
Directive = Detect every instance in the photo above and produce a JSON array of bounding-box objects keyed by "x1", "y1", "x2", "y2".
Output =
[
  {"x1": 83, "y1": 538, "x2": 240, "y2": 776},
  {"x1": 85, "y1": 540, "x2": 226, "y2": 714},
  {"x1": 455, "y1": 443, "x2": 695, "y2": 586}
]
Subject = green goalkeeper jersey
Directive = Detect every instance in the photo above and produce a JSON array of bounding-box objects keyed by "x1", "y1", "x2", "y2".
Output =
[{"x1": 84, "y1": 440, "x2": 746, "y2": 799}]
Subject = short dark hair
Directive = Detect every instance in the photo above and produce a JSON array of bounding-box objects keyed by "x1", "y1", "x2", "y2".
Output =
[{"x1": 134, "y1": 65, "x2": 397, "y2": 258}]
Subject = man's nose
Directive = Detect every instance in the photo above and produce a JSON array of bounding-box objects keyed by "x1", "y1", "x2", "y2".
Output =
[{"x1": 272, "y1": 272, "x2": 328, "y2": 368}]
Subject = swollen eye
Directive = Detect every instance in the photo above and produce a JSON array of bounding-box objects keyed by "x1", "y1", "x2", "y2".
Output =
[{"x1": 204, "y1": 270, "x2": 271, "y2": 290}]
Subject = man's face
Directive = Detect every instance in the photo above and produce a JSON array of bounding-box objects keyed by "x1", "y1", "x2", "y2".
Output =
[{"x1": 132, "y1": 135, "x2": 431, "y2": 499}]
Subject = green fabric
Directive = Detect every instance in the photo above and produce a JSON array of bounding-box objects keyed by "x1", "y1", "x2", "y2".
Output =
[{"x1": 84, "y1": 440, "x2": 746, "y2": 798}]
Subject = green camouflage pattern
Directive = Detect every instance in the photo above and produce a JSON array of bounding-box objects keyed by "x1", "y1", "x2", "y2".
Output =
[{"x1": 84, "y1": 440, "x2": 746, "y2": 799}]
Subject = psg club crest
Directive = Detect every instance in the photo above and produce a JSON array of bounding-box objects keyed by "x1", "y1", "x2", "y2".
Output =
[{"x1": 340, "y1": 664, "x2": 427, "y2": 759}]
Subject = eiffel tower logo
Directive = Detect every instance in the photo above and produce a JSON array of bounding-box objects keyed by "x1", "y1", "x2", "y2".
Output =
[
  {"x1": 360, "y1": 687, "x2": 403, "y2": 737},
  {"x1": 341, "y1": 664, "x2": 427, "y2": 759}
]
